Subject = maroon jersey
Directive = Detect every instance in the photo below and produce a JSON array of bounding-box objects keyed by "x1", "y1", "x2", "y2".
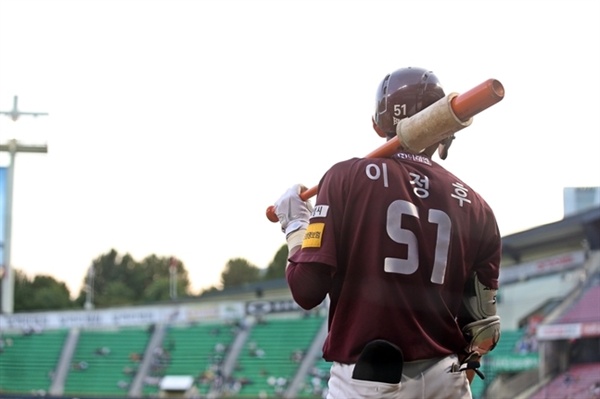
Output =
[{"x1": 288, "y1": 152, "x2": 501, "y2": 363}]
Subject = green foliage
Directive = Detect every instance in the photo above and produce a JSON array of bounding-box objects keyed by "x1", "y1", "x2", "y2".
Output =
[
  {"x1": 143, "y1": 277, "x2": 187, "y2": 302},
  {"x1": 138, "y1": 254, "x2": 191, "y2": 297},
  {"x1": 79, "y1": 249, "x2": 192, "y2": 308},
  {"x1": 264, "y1": 244, "x2": 288, "y2": 280},
  {"x1": 13, "y1": 270, "x2": 74, "y2": 312},
  {"x1": 220, "y1": 257, "x2": 261, "y2": 288},
  {"x1": 199, "y1": 285, "x2": 221, "y2": 296},
  {"x1": 218, "y1": 243, "x2": 288, "y2": 290},
  {"x1": 14, "y1": 243, "x2": 290, "y2": 310},
  {"x1": 102, "y1": 281, "x2": 136, "y2": 307}
]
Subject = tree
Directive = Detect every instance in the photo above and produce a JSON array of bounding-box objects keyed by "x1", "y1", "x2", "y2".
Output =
[
  {"x1": 102, "y1": 280, "x2": 136, "y2": 307},
  {"x1": 76, "y1": 249, "x2": 192, "y2": 308},
  {"x1": 137, "y1": 254, "x2": 191, "y2": 301},
  {"x1": 220, "y1": 258, "x2": 261, "y2": 288},
  {"x1": 13, "y1": 270, "x2": 73, "y2": 312},
  {"x1": 76, "y1": 249, "x2": 135, "y2": 308},
  {"x1": 143, "y1": 277, "x2": 173, "y2": 302},
  {"x1": 264, "y1": 244, "x2": 288, "y2": 280}
]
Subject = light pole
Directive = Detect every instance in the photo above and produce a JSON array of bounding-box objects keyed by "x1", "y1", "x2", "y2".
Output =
[
  {"x1": 169, "y1": 257, "x2": 178, "y2": 300},
  {"x1": 84, "y1": 264, "x2": 95, "y2": 310},
  {"x1": 0, "y1": 139, "x2": 48, "y2": 314}
]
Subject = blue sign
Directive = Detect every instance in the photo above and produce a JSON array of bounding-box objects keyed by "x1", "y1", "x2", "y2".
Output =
[{"x1": 0, "y1": 167, "x2": 5, "y2": 272}]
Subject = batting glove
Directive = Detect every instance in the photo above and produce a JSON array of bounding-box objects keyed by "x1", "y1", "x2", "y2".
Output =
[{"x1": 274, "y1": 184, "x2": 314, "y2": 237}]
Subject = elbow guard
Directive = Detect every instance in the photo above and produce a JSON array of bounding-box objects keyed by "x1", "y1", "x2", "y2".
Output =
[
  {"x1": 462, "y1": 315, "x2": 501, "y2": 356},
  {"x1": 461, "y1": 272, "x2": 500, "y2": 356},
  {"x1": 462, "y1": 272, "x2": 497, "y2": 320}
]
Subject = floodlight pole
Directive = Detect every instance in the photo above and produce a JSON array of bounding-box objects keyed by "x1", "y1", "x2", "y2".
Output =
[
  {"x1": 169, "y1": 257, "x2": 178, "y2": 300},
  {"x1": 0, "y1": 138, "x2": 48, "y2": 314},
  {"x1": 84, "y1": 264, "x2": 95, "y2": 310}
]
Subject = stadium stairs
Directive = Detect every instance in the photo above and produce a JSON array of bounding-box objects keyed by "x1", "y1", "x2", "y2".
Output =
[
  {"x1": 49, "y1": 327, "x2": 80, "y2": 395},
  {"x1": 128, "y1": 323, "x2": 167, "y2": 397},
  {"x1": 60, "y1": 326, "x2": 153, "y2": 397},
  {"x1": 221, "y1": 313, "x2": 327, "y2": 398},
  {"x1": 283, "y1": 318, "x2": 328, "y2": 399},
  {"x1": 148, "y1": 321, "x2": 238, "y2": 397}
]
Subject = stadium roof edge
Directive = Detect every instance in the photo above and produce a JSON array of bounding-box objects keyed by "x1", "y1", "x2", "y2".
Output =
[{"x1": 501, "y1": 207, "x2": 600, "y2": 263}]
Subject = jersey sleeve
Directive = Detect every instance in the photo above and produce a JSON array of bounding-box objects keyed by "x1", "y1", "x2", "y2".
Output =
[
  {"x1": 286, "y1": 160, "x2": 355, "y2": 308},
  {"x1": 472, "y1": 200, "x2": 502, "y2": 290},
  {"x1": 289, "y1": 159, "x2": 355, "y2": 268},
  {"x1": 285, "y1": 261, "x2": 332, "y2": 310}
]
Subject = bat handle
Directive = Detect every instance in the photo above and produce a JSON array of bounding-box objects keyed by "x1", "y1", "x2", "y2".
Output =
[
  {"x1": 266, "y1": 206, "x2": 279, "y2": 223},
  {"x1": 266, "y1": 185, "x2": 317, "y2": 223}
]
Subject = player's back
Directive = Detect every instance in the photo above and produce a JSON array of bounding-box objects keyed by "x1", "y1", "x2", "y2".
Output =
[{"x1": 312, "y1": 153, "x2": 499, "y2": 362}]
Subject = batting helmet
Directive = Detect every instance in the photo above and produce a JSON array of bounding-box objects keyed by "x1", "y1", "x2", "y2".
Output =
[{"x1": 372, "y1": 67, "x2": 445, "y2": 139}]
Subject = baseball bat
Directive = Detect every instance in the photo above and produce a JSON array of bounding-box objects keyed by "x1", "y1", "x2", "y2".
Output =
[{"x1": 266, "y1": 78, "x2": 505, "y2": 222}]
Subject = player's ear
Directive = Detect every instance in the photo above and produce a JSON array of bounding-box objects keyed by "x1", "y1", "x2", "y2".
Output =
[{"x1": 372, "y1": 117, "x2": 387, "y2": 138}]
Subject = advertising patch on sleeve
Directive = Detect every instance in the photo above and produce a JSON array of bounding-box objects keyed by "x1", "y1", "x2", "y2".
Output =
[{"x1": 302, "y1": 223, "x2": 325, "y2": 248}]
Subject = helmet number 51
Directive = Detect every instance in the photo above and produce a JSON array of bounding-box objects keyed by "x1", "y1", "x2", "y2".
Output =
[
  {"x1": 394, "y1": 104, "x2": 407, "y2": 117},
  {"x1": 384, "y1": 200, "x2": 451, "y2": 285}
]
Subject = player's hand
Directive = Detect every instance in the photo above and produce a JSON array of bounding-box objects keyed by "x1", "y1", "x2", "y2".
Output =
[
  {"x1": 457, "y1": 352, "x2": 484, "y2": 384},
  {"x1": 274, "y1": 184, "x2": 314, "y2": 237}
]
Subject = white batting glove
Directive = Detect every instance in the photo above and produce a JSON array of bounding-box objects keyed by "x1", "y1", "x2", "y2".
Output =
[{"x1": 274, "y1": 184, "x2": 314, "y2": 237}]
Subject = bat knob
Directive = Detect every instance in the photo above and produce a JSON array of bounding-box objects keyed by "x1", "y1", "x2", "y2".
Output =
[{"x1": 266, "y1": 206, "x2": 279, "y2": 223}]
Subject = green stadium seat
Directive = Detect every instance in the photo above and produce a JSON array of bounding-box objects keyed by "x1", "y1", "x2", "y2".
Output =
[
  {"x1": 62, "y1": 326, "x2": 151, "y2": 397},
  {"x1": 0, "y1": 329, "x2": 68, "y2": 396}
]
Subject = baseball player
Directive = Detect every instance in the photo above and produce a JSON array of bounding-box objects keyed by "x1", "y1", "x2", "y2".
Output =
[{"x1": 273, "y1": 67, "x2": 501, "y2": 399}]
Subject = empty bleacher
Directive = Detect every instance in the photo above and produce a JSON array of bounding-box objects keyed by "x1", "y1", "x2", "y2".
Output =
[
  {"x1": 529, "y1": 363, "x2": 600, "y2": 399},
  {"x1": 151, "y1": 321, "x2": 237, "y2": 396},
  {"x1": 556, "y1": 284, "x2": 600, "y2": 324},
  {"x1": 1, "y1": 316, "x2": 326, "y2": 398},
  {"x1": 0, "y1": 328, "x2": 68, "y2": 396},
  {"x1": 523, "y1": 277, "x2": 600, "y2": 398},
  {"x1": 0, "y1": 319, "x2": 545, "y2": 399},
  {"x1": 62, "y1": 326, "x2": 152, "y2": 397},
  {"x1": 295, "y1": 355, "x2": 330, "y2": 399},
  {"x1": 228, "y1": 315, "x2": 325, "y2": 398}
]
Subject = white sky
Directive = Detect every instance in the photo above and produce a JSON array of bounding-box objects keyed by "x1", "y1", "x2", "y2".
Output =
[{"x1": 0, "y1": 0, "x2": 599, "y2": 298}]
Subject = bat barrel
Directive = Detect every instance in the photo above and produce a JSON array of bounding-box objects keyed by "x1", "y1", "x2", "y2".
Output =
[{"x1": 452, "y1": 79, "x2": 504, "y2": 121}]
